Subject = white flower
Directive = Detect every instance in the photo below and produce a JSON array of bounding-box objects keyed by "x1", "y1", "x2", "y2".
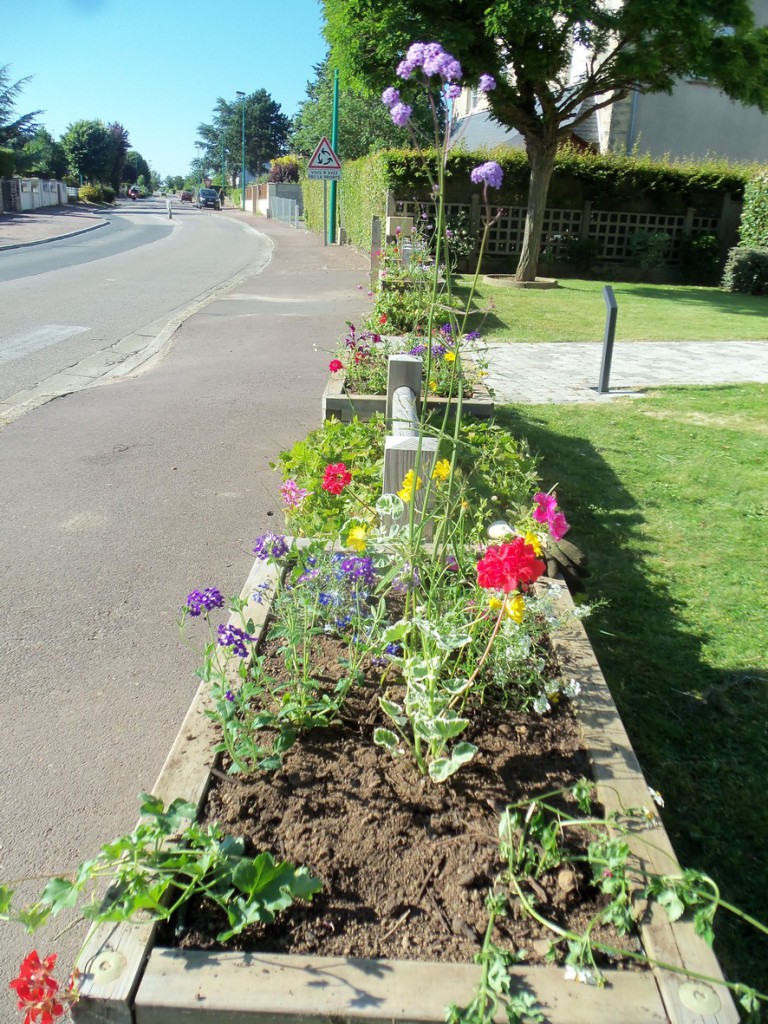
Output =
[
  {"x1": 564, "y1": 965, "x2": 597, "y2": 985},
  {"x1": 563, "y1": 678, "x2": 582, "y2": 698},
  {"x1": 648, "y1": 787, "x2": 665, "y2": 808}
]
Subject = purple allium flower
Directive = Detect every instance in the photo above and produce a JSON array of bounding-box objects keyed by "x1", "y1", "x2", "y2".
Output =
[
  {"x1": 478, "y1": 74, "x2": 496, "y2": 93},
  {"x1": 471, "y1": 161, "x2": 503, "y2": 189},
  {"x1": 390, "y1": 102, "x2": 413, "y2": 127},
  {"x1": 252, "y1": 532, "x2": 290, "y2": 561},
  {"x1": 184, "y1": 587, "x2": 225, "y2": 617},
  {"x1": 280, "y1": 479, "x2": 310, "y2": 509},
  {"x1": 217, "y1": 624, "x2": 254, "y2": 659}
]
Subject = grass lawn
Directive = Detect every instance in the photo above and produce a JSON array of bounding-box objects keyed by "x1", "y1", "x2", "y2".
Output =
[
  {"x1": 453, "y1": 277, "x2": 768, "y2": 343},
  {"x1": 494, "y1": 383, "x2": 768, "y2": 996}
]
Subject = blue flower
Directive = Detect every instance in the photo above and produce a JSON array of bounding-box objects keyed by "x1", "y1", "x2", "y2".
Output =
[{"x1": 252, "y1": 533, "x2": 289, "y2": 561}]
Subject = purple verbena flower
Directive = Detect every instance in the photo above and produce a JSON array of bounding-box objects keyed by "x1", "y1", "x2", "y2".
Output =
[
  {"x1": 225, "y1": 690, "x2": 235, "y2": 702},
  {"x1": 431, "y1": 343, "x2": 447, "y2": 357},
  {"x1": 217, "y1": 624, "x2": 254, "y2": 659},
  {"x1": 184, "y1": 587, "x2": 225, "y2": 617},
  {"x1": 390, "y1": 102, "x2": 413, "y2": 127},
  {"x1": 252, "y1": 532, "x2": 290, "y2": 561},
  {"x1": 409, "y1": 343, "x2": 427, "y2": 356},
  {"x1": 478, "y1": 74, "x2": 496, "y2": 93},
  {"x1": 470, "y1": 160, "x2": 503, "y2": 189}
]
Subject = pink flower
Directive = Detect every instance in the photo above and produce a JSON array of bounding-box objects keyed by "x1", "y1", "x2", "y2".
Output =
[
  {"x1": 476, "y1": 538, "x2": 545, "y2": 594},
  {"x1": 533, "y1": 492, "x2": 557, "y2": 524},
  {"x1": 280, "y1": 479, "x2": 310, "y2": 509},
  {"x1": 329, "y1": 359, "x2": 343, "y2": 373},
  {"x1": 549, "y1": 511, "x2": 569, "y2": 541}
]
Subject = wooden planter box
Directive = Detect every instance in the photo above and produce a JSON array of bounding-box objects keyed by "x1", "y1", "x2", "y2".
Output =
[
  {"x1": 72, "y1": 557, "x2": 738, "y2": 1024},
  {"x1": 322, "y1": 373, "x2": 495, "y2": 423}
]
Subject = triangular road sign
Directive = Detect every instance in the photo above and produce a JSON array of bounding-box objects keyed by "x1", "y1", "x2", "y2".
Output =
[{"x1": 307, "y1": 136, "x2": 341, "y2": 171}]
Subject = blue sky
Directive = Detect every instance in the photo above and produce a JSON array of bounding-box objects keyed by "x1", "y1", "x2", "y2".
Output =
[{"x1": 4, "y1": 0, "x2": 328, "y2": 178}]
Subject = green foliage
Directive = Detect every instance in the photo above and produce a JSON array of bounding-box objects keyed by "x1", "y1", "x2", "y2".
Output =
[
  {"x1": 198, "y1": 90, "x2": 290, "y2": 183},
  {"x1": 62, "y1": 119, "x2": 115, "y2": 183},
  {"x1": 0, "y1": 146, "x2": 13, "y2": 176},
  {"x1": 1, "y1": 794, "x2": 322, "y2": 943},
  {"x1": 721, "y1": 246, "x2": 768, "y2": 294},
  {"x1": 77, "y1": 183, "x2": 104, "y2": 203},
  {"x1": 678, "y1": 233, "x2": 724, "y2": 286},
  {"x1": 561, "y1": 236, "x2": 600, "y2": 272},
  {"x1": 740, "y1": 172, "x2": 768, "y2": 247},
  {"x1": 0, "y1": 64, "x2": 40, "y2": 147},
  {"x1": 626, "y1": 229, "x2": 671, "y2": 270},
  {"x1": 268, "y1": 156, "x2": 300, "y2": 182},
  {"x1": 15, "y1": 128, "x2": 68, "y2": 179}
]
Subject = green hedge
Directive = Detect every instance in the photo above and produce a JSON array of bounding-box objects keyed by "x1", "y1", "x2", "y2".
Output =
[
  {"x1": 0, "y1": 148, "x2": 14, "y2": 178},
  {"x1": 740, "y1": 173, "x2": 768, "y2": 248},
  {"x1": 722, "y1": 246, "x2": 768, "y2": 294},
  {"x1": 302, "y1": 146, "x2": 755, "y2": 253}
]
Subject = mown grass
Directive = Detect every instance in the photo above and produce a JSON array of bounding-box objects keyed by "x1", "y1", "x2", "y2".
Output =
[
  {"x1": 452, "y1": 277, "x2": 768, "y2": 343},
  {"x1": 495, "y1": 383, "x2": 768, "y2": 996}
]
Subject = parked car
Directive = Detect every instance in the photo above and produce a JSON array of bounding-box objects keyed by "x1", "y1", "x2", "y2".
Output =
[
  {"x1": 197, "y1": 188, "x2": 221, "y2": 210},
  {"x1": 179, "y1": 190, "x2": 193, "y2": 203}
]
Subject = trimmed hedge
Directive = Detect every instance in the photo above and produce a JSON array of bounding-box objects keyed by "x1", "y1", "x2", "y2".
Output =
[
  {"x1": 740, "y1": 173, "x2": 768, "y2": 248},
  {"x1": 0, "y1": 148, "x2": 14, "y2": 178},
  {"x1": 722, "y1": 246, "x2": 768, "y2": 294},
  {"x1": 302, "y1": 146, "x2": 756, "y2": 253}
]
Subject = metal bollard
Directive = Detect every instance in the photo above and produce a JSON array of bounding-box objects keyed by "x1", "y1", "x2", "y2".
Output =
[{"x1": 598, "y1": 285, "x2": 618, "y2": 394}]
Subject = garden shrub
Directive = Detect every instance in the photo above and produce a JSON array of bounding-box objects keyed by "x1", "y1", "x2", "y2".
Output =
[
  {"x1": 0, "y1": 148, "x2": 14, "y2": 178},
  {"x1": 561, "y1": 236, "x2": 601, "y2": 272},
  {"x1": 721, "y1": 246, "x2": 768, "y2": 294},
  {"x1": 268, "y1": 157, "x2": 300, "y2": 183},
  {"x1": 678, "y1": 233, "x2": 724, "y2": 286},
  {"x1": 77, "y1": 183, "x2": 103, "y2": 204},
  {"x1": 739, "y1": 172, "x2": 768, "y2": 248},
  {"x1": 627, "y1": 229, "x2": 671, "y2": 270},
  {"x1": 100, "y1": 186, "x2": 115, "y2": 204}
]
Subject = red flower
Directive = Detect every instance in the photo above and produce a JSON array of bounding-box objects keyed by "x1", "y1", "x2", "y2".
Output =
[
  {"x1": 379, "y1": 314, "x2": 388, "y2": 325},
  {"x1": 328, "y1": 359, "x2": 343, "y2": 373},
  {"x1": 476, "y1": 538, "x2": 545, "y2": 594},
  {"x1": 9, "y1": 952, "x2": 67, "y2": 1024},
  {"x1": 322, "y1": 462, "x2": 352, "y2": 495}
]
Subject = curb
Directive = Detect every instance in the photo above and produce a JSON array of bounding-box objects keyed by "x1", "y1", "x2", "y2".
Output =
[{"x1": 0, "y1": 217, "x2": 109, "y2": 251}]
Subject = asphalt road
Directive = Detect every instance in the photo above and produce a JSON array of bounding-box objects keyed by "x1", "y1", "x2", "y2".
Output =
[
  {"x1": 0, "y1": 214, "x2": 371, "y2": 1019},
  {"x1": 0, "y1": 198, "x2": 269, "y2": 403}
]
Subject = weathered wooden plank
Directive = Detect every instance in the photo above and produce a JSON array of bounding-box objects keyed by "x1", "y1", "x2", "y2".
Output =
[
  {"x1": 135, "y1": 949, "x2": 667, "y2": 1024},
  {"x1": 548, "y1": 579, "x2": 739, "y2": 1024}
]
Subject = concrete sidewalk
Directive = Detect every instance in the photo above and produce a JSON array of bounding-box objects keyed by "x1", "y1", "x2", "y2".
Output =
[{"x1": 0, "y1": 204, "x2": 107, "y2": 249}]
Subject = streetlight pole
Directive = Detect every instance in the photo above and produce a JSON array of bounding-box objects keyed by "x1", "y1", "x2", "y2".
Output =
[{"x1": 236, "y1": 91, "x2": 246, "y2": 211}]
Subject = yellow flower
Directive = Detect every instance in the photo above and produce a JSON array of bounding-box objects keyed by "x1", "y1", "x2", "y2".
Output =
[
  {"x1": 432, "y1": 459, "x2": 451, "y2": 482},
  {"x1": 523, "y1": 531, "x2": 543, "y2": 556},
  {"x1": 489, "y1": 593, "x2": 526, "y2": 623},
  {"x1": 346, "y1": 525, "x2": 367, "y2": 552},
  {"x1": 429, "y1": 380, "x2": 438, "y2": 392},
  {"x1": 444, "y1": 351, "x2": 456, "y2": 362},
  {"x1": 397, "y1": 469, "x2": 422, "y2": 503}
]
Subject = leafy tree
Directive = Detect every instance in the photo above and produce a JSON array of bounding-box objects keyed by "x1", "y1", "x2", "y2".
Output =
[
  {"x1": 198, "y1": 90, "x2": 290, "y2": 184},
  {"x1": 0, "y1": 65, "x2": 40, "y2": 150},
  {"x1": 124, "y1": 149, "x2": 151, "y2": 186},
  {"x1": 106, "y1": 122, "x2": 130, "y2": 189},
  {"x1": 290, "y1": 56, "x2": 434, "y2": 160},
  {"x1": 16, "y1": 128, "x2": 68, "y2": 178},
  {"x1": 165, "y1": 175, "x2": 185, "y2": 191},
  {"x1": 322, "y1": 0, "x2": 768, "y2": 280},
  {"x1": 62, "y1": 119, "x2": 114, "y2": 183}
]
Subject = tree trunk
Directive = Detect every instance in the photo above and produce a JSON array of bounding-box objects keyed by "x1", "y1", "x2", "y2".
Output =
[{"x1": 515, "y1": 136, "x2": 558, "y2": 282}]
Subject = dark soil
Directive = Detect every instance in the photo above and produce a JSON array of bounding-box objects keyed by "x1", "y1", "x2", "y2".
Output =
[{"x1": 169, "y1": 631, "x2": 639, "y2": 967}]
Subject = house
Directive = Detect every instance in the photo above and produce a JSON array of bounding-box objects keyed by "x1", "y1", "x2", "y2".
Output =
[{"x1": 450, "y1": 0, "x2": 768, "y2": 164}]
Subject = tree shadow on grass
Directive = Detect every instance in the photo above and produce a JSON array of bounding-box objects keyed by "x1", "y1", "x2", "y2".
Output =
[{"x1": 494, "y1": 406, "x2": 768, "y2": 996}]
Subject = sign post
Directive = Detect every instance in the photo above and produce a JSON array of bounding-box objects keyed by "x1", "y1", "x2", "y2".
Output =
[{"x1": 307, "y1": 136, "x2": 342, "y2": 245}]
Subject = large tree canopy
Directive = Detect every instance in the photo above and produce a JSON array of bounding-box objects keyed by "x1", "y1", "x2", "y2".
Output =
[
  {"x1": 198, "y1": 90, "x2": 290, "y2": 184},
  {"x1": 61, "y1": 119, "x2": 115, "y2": 183},
  {"x1": 322, "y1": 0, "x2": 768, "y2": 279},
  {"x1": 290, "y1": 55, "x2": 435, "y2": 160}
]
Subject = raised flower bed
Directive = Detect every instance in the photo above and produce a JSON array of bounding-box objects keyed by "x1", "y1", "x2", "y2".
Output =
[
  {"x1": 322, "y1": 368, "x2": 494, "y2": 423},
  {"x1": 69, "y1": 548, "x2": 737, "y2": 1024}
]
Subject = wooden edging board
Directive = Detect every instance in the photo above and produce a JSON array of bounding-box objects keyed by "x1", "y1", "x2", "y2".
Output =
[
  {"x1": 72, "y1": 565, "x2": 739, "y2": 1024},
  {"x1": 321, "y1": 374, "x2": 495, "y2": 423}
]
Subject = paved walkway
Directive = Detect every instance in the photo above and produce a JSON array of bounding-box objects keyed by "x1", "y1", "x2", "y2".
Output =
[
  {"x1": 3, "y1": 205, "x2": 768, "y2": 404},
  {"x1": 486, "y1": 339, "x2": 768, "y2": 403}
]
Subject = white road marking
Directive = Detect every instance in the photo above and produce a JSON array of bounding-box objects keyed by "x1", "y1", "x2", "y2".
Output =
[{"x1": 0, "y1": 325, "x2": 90, "y2": 364}]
